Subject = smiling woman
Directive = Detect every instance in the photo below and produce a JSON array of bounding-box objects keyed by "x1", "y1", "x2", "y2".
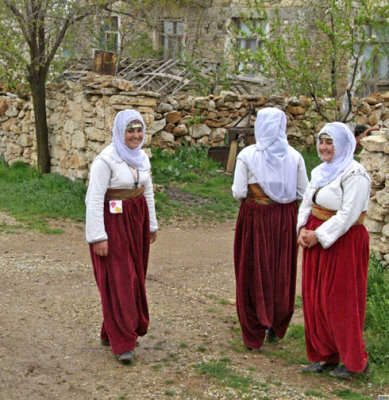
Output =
[
  {"x1": 125, "y1": 120, "x2": 144, "y2": 149},
  {"x1": 85, "y1": 109, "x2": 158, "y2": 365},
  {"x1": 297, "y1": 122, "x2": 372, "y2": 380},
  {"x1": 317, "y1": 136, "x2": 334, "y2": 162}
]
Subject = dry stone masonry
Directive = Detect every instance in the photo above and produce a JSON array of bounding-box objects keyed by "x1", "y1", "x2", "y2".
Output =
[{"x1": 0, "y1": 73, "x2": 389, "y2": 260}]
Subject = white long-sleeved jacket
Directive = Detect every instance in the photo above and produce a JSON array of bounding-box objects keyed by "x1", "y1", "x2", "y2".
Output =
[
  {"x1": 85, "y1": 144, "x2": 158, "y2": 243},
  {"x1": 297, "y1": 160, "x2": 370, "y2": 249},
  {"x1": 232, "y1": 146, "x2": 308, "y2": 202}
]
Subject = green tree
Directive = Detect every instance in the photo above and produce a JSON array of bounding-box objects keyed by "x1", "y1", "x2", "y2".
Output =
[
  {"x1": 0, "y1": 0, "x2": 108, "y2": 173},
  {"x1": 232, "y1": 0, "x2": 389, "y2": 121}
]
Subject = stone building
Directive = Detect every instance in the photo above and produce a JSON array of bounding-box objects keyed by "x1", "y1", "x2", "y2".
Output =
[{"x1": 74, "y1": 0, "x2": 388, "y2": 96}]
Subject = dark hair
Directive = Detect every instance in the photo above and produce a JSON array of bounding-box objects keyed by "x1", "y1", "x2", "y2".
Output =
[{"x1": 354, "y1": 124, "x2": 367, "y2": 137}]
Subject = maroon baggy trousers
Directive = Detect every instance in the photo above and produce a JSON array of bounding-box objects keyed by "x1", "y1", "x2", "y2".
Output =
[
  {"x1": 90, "y1": 196, "x2": 150, "y2": 355},
  {"x1": 234, "y1": 200, "x2": 298, "y2": 349},
  {"x1": 302, "y1": 215, "x2": 369, "y2": 372}
]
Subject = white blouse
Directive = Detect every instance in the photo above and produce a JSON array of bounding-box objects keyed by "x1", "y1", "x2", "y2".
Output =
[
  {"x1": 85, "y1": 144, "x2": 158, "y2": 244},
  {"x1": 231, "y1": 149, "x2": 308, "y2": 201},
  {"x1": 297, "y1": 160, "x2": 370, "y2": 249}
]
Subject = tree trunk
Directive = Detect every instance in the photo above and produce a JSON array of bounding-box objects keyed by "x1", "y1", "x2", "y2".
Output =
[{"x1": 29, "y1": 69, "x2": 50, "y2": 174}]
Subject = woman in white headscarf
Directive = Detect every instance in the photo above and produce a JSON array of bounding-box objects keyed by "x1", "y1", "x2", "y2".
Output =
[
  {"x1": 85, "y1": 109, "x2": 158, "y2": 364},
  {"x1": 232, "y1": 107, "x2": 308, "y2": 351},
  {"x1": 297, "y1": 122, "x2": 371, "y2": 379}
]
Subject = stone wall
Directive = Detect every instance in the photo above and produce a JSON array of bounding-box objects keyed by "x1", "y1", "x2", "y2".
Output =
[
  {"x1": 0, "y1": 73, "x2": 321, "y2": 182},
  {"x1": 359, "y1": 129, "x2": 389, "y2": 264},
  {"x1": 1, "y1": 73, "x2": 389, "y2": 259}
]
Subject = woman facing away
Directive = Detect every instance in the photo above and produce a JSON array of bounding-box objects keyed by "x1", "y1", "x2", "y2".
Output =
[
  {"x1": 232, "y1": 107, "x2": 309, "y2": 351},
  {"x1": 85, "y1": 109, "x2": 158, "y2": 364},
  {"x1": 297, "y1": 122, "x2": 371, "y2": 379}
]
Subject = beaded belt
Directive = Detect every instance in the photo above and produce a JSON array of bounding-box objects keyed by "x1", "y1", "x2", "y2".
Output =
[
  {"x1": 105, "y1": 187, "x2": 144, "y2": 202},
  {"x1": 312, "y1": 204, "x2": 366, "y2": 225},
  {"x1": 245, "y1": 183, "x2": 275, "y2": 205}
]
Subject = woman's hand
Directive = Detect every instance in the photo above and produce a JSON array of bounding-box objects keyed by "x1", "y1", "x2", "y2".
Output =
[
  {"x1": 150, "y1": 231, "x2": 157, "y2": 244},
  {"x1": 300, "y1": 229, "x2": 319, "y2": 249},
  {"x1": 93, "y1": 240, "x2": 108, "y2": 257},
  {"x1": 298, "y1": 227, "x2": 308, "y2": 248}
]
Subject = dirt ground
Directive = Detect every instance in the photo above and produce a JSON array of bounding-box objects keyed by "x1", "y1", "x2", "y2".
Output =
[{"x1": 0, "y1": 213, "x2": 380, "y2": 399}]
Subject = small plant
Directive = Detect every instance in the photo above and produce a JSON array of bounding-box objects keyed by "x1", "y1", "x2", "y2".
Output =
[{"x1": 187, "y1": 114, "x2": 204, "y2": 126}]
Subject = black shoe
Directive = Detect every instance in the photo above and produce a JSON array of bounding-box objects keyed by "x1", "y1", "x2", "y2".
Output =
[
  {"x1": 330, "y1": 361, "x2": 369, "y2": 380},
  {"x1": 101, "y1": 339, "x2": 110, "y2": 346},
  {"x1": 246, "y1": 346, "x2": 261, "y2": 353},
  {"x1": 302, "y1": 361, "x2": 338, "y2": 373},
  {"x1": 266, "y1": 328, "x2": 277, "y2": 343},
  {"x1": 116, "y1": 350, "x2": 135, "y2": 364},
  {"x1": 329, "y1": 365, "x2": 352, "y2": 379}
]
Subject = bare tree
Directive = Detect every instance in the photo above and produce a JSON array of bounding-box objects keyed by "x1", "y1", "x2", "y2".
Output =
[{"x1": 0, "y1": 0, "x2": 108, "y2": 173}]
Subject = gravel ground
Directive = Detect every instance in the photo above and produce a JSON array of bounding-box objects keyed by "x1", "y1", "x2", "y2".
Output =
[{"x1": 0, "y1": 213, "x2": 378, "y2": 399}]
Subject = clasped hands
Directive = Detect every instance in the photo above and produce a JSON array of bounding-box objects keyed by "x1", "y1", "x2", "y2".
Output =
[{"x1": 298, "y1": 227, "x2": 318, "y2": 249}]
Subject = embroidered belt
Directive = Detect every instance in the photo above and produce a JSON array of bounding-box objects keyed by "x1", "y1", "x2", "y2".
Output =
[
  {"x1": 245, "y1": 183, "x2": 275, "y2": 205},
  {"x1": 105, "y1": 187, "x2": 144, "y2": 202},
  {"x1": 312, "y1": 204, "x2": 366, "y2": 225}
]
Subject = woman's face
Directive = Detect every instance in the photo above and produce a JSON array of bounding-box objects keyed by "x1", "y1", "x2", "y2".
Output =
[
  {"x1": 125, "y1": 127, "x2": 143, "y2": 149},
  {"x1": 318, "y1": 136, "x2": 334, "y2": 162}
]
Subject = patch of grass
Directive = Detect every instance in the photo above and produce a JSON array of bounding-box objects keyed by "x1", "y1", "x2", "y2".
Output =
[
  {"x1": 0, "y1": 160, "x2": 86, "y2": 232},
  {"x1": 364, "y1": 257, "x2": 389, "y2": 385},
  {"x1": 194, "y1": 358, "x2": 252, "y2": 391},
  {"x1": 151, "y1": 146, "x2": 238, "y2": 221},
  {"x1": 164, "y1": 389, "x2": 176, "y2": 396},
  {"x1": 178, "y1": 342, "x2": 188, "y2": 348},
  {"x1": 263, "y1": 324, "x2": 307, "y2": 364},
  {"x1": 331, "y1": 389, "x2": 371, "y2": 399},
  {"x1": 300, "y1": 147, "x2": 321, "y2": 179},
  {"x1": 197, "y1": 346, "x2": 207, "y2": 352},
  {"x1": 0, "y1": 223, "x2": 24, "y2": 234},
  {"x1": 304, "y1": 389, "x2": 328, "y2": 398},
  {"x1": 294, "y1": 294, "x2": 302, "y2": 309}
]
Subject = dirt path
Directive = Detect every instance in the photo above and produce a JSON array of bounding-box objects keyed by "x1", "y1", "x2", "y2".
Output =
[{"x1": 0, "y1": 216, "x2": 377, "y2": 399}]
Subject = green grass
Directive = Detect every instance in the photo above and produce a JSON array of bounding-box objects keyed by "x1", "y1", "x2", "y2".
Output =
[
  {"x1": 363, "y1": 256, "x2": 389, "y2": 386},
  {"x1": 304, "y1": 389, "x2": 328, "y2": 398},
  {"x1": 0, "y1": 160, "x2": 86, "y2": 233},
  {"x1": 194, "y1": 358, "x2": 252, "y2": 391},
  {"x1": 331, "y1": 389, "x2": 372, "y2": 399},
  {"x1": 151, "y1": 146, "x2": 238, "y2": 221},
  {"x1": 300, "y1": 147, "x2": 321, "y2": 179}
]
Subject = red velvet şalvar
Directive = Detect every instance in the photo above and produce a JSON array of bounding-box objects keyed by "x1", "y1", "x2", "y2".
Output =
[
  {"x1": 234, "y1": 200, "x2": 298, "y2": 349},
  {"x1": 90, "y1": 196, "x2": 150, "y2": 355},
  {"x1": 302, "y1": 215, "x2": 369, "y2": 373}
]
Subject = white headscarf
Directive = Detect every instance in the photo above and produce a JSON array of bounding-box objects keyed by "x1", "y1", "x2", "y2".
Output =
[
  {"x1": 112, "y1": 109, "x2": 151, "y2": 170},
  {"x1": 240, "y1": 107, "x2": 300, "y2": 203},
  {"x1": 311, "y1": 122, "x2": 356, "y2": 187}
]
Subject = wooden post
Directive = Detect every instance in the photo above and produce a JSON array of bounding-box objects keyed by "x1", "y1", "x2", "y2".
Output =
[{"x1": 226, "y1": 141, "x2": 238, "y2": 173}]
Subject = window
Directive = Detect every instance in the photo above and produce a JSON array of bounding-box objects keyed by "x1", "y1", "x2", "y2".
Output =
[
  {"x1": 161, "y1": 21, "x2": 184, "y2": 59},
  {"x1": 359, "y1": 23, "x2": 389, "y2": 92},
  {"x1": 234, "y1": 19, "x2": 263, "y2": 76},
  {"x1": 99, "y1": 16, "x2": 119, "y2": 53}
]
